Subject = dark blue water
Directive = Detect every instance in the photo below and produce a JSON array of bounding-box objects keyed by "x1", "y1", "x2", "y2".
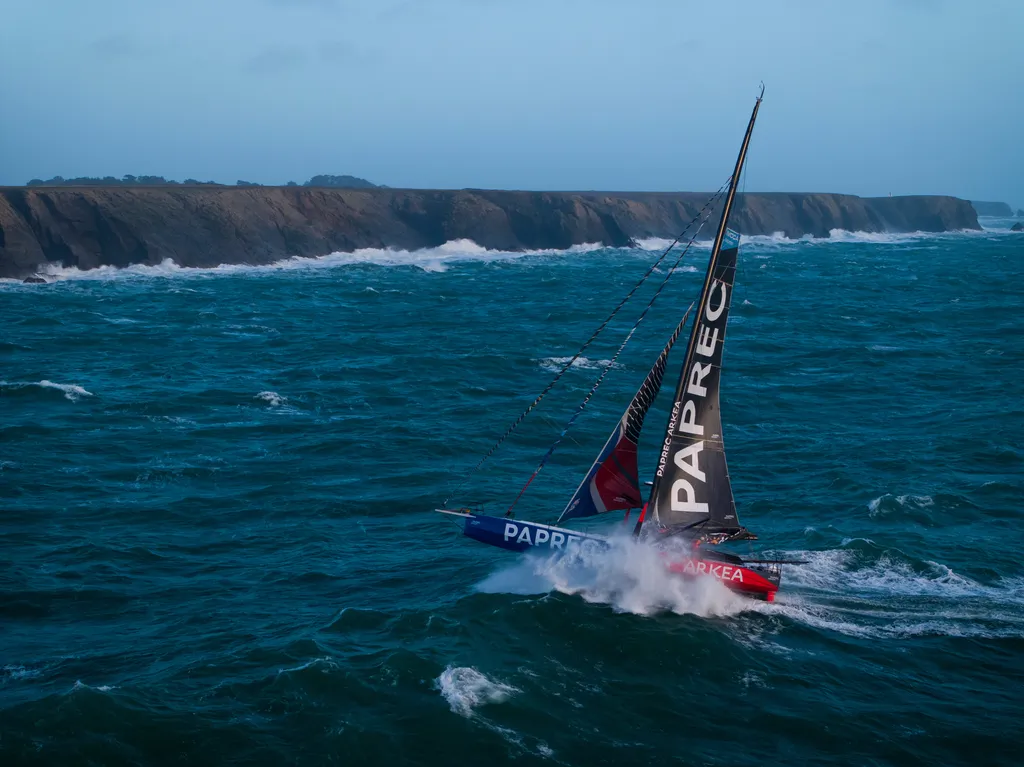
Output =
[{"x1": 2, "y1": 227, "x2": 1022, "y2": 766}]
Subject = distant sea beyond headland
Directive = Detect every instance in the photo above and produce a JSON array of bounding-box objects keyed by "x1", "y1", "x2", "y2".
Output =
[{"x1": 0, "y1": 186, "x2": 980, "y2": 279}]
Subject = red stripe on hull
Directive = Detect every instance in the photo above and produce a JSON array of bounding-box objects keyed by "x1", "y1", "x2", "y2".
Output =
[{"x1": 665, "y1": 557, "x2": 779, "y2": 601}]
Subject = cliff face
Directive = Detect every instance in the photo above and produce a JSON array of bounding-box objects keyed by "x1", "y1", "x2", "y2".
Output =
[{"x1": 0, "y1": 187, "x2": 980, "y2": 278}]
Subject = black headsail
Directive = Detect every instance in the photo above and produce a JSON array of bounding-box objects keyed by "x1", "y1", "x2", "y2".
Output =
[{"x1": 636, "y1": 89, "x2": 763, "y2": 541}]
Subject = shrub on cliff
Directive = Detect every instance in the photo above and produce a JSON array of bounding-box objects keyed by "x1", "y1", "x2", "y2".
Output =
[{"x1": 303, "y1": 174, "x2": 376, "y2": 188}]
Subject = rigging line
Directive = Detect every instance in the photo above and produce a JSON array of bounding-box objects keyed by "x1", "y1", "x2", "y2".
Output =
[
  {"x1": 442, "y1": 180, "x2": 731, "y2": 506},
  {"x1": 503, "y1": 199, "x2": 721, "y2": 518}
]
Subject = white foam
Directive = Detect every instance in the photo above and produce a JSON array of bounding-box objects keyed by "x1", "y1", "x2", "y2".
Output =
[
  {"x1": 537, "y1": 355, "x2": 620, "y2": 372},
  {"x1": 867, "y1": 493, "x2": 934, "y2": 516},
  {"x1": 634, "y1": 237, "x2": 713, "y2": 252},
  {"x1": 2, "y1": 664, "x2": 42, "y2": 682},
  {"x1": 71, "y1": 680, "x2": 117, "y2": 692},
  {"x1": 39, "y1": 380, "x2": 93, "y2": 401},
  {"x1": 255, "y1": 391, "x2": 286, "y2": 407},
  {"x1": 278, "y1": 657, "x2": 337, "y2": 675},
  {"x1": 0, "y1": 380, "x2": 94, "y2": 401},
  {"x1": 436, "y1": 666, "x2": 518, "y2": 717},
  {"x1": 780, "y1": 549, "x2": 986, "y2": 598},
  {"x1": 19, "y1": 239, "x2": 608, "y2": 283},
  {"x1": 749, "y1": 548, "x2": 1024, "y2": 639},
  {"x1": 477, "y1": 534, "x2": 752, "y2": 618},
  {"x1": 732, "y1": 228, "x2": 996, "y2": 249},
  {"x1": 1, "y1": 227, "x2": 1007, "y2": 286}
]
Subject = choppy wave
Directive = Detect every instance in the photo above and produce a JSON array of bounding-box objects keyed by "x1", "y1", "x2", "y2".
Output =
[
  {"x1": 867, "y1": 493, "x2": 935, "y2": 517},
  {"x1": 255, "y1": 391, "x2": 287, "y2": 407},
  {"x1": 436, "y1": 666, "x2": 518, "y2": 717},
  {"x1": 0, "y1": 379, "x2": 94, "y2": 401},
  {"x1": 537, "y1": 356, "x2": 620, "y2": 372},
  {"x1": 4, "y1": 226, "x2": 1021, "y2": 764}
]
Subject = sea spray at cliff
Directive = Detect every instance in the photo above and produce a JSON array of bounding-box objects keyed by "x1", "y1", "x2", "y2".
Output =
[
  {"x1": 1, "y1": 230, "x2": 1020, "y2": 766},
  {"x1": 0, "y1": 186, "x2": 980, "y2": 278}
]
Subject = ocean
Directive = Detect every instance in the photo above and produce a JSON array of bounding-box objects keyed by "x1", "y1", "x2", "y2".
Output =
[{"x1": 2, "y1": 222, "x2": 1022, "y2": 766}]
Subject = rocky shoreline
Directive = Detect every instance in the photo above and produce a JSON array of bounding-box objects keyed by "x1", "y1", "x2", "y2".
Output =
[{"x1": 0, "y1": 186, "x2": 980, "y2": 279}]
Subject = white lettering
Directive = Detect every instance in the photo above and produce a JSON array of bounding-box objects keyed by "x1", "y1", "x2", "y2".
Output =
[
  {"x1": 687, "y1": 362, "x2": 711, "y2": 398},
  {"x1": 705, "y1": 281, "x2": 727, "y2": 321},
  {"x1": 517, "y1": 527, "x2": 532, "y2": 545},
  {"x1": 695, "y1": 324, "x2": 719, "y2": 358},
  {"x1": 673, "y1": 441, "x2": 706, "y2": 483},
  {"x1": 697, "y1": 561, "x2": 708, "y2": 574},
  {"x1": 671, "y1": 478, "x2": 710, "y2": 514},
  {"x1": 504, "y1": 523, "x2": 519, "y2": 542},
  {"x1": 677, "y1": 400, "x2": 704, "y2": 436},
  {"x1": 550, "y1": 531, "x2": 565, "y2": 550},
  {"x1": 731, "y1": 568, "x2": 743, "y2": 582},
  {"x1": 534, "y1": 528, "x2": 550, "y2": 545}
]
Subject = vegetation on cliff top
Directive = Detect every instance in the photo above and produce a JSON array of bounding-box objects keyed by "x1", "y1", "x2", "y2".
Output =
[{"x1": 25, "y1": 174, "x2": 378, "y2": 189}]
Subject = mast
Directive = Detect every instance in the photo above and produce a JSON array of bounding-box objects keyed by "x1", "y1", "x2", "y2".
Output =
[{"x1": 636, "y1": 87, "x2": 763, "y2": 539}]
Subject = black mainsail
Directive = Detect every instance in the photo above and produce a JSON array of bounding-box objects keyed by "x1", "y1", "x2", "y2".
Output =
[{"x1": 637, "y1": 90, "x2": 763, "y2": 541}]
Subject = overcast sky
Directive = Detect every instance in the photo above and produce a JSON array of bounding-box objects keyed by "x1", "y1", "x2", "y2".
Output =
[{"x1": 1, "y1": 0, "x2": 1021, "y2": 204}]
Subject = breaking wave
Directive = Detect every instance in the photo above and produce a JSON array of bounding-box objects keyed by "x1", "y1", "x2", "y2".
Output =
[
  {"x1": 867, "y1": 493, "x2": 935, "y2": 517},
  {"x1": 255, "y1": 391, "x2": 286, "y2": 407},
  {"x1": 0, "y1": 379, "x2": 94, "y2": 401},
  {"x1": 436, "y1": 666, "x2": 518, "y2": 717},
  {"x1": 537, "y1": 356, "x2": 620, "y2": 372},
  {"x1": 5, "y1": 227, "x2": 1004, "y2": 286},
  {"x1": 7, "y1": 239, "x2": 607, "y2": 282}
]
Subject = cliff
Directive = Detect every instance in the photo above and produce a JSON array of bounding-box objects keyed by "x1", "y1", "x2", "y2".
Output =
[{"x1": 0, "y1": 187, "x2": 980, "y2": 279}]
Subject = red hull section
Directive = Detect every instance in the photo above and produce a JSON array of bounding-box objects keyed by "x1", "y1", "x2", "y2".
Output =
[{"x1": 665, "y1": 556, "x2": 780, "y2": 602}]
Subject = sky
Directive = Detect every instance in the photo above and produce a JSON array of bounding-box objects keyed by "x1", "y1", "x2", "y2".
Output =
[{"x1": 1, "y1": 0, "x2": 1021, "y2": 205}]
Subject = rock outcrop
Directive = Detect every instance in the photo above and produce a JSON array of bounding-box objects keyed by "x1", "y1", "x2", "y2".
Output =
[{"x1": 0, "y1": 186, "x2": 981, "y2": 279}]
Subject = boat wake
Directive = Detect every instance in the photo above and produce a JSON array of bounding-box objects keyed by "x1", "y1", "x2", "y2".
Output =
[
  {"x1": 476, "y1": 534, "x2": 753, "y2": 619},
  {"x1": 476, "y1": 536, "x2": 1024, "y2": 639},
  {"x1": 753, "y1": 547, "x2": 1024, "y2": 640}
]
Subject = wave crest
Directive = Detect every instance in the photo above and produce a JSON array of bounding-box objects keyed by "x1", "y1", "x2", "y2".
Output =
[
  {"x1": 436, "y1": 666, "x2": 518, "y2": 717},
  {"x1": 0, "y1": 379, "x2": 93, "y2": 401}
]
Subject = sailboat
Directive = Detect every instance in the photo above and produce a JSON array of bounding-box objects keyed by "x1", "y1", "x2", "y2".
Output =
[{"x1": 437, "y1": 88, "x2": 802, "y2": 602}]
